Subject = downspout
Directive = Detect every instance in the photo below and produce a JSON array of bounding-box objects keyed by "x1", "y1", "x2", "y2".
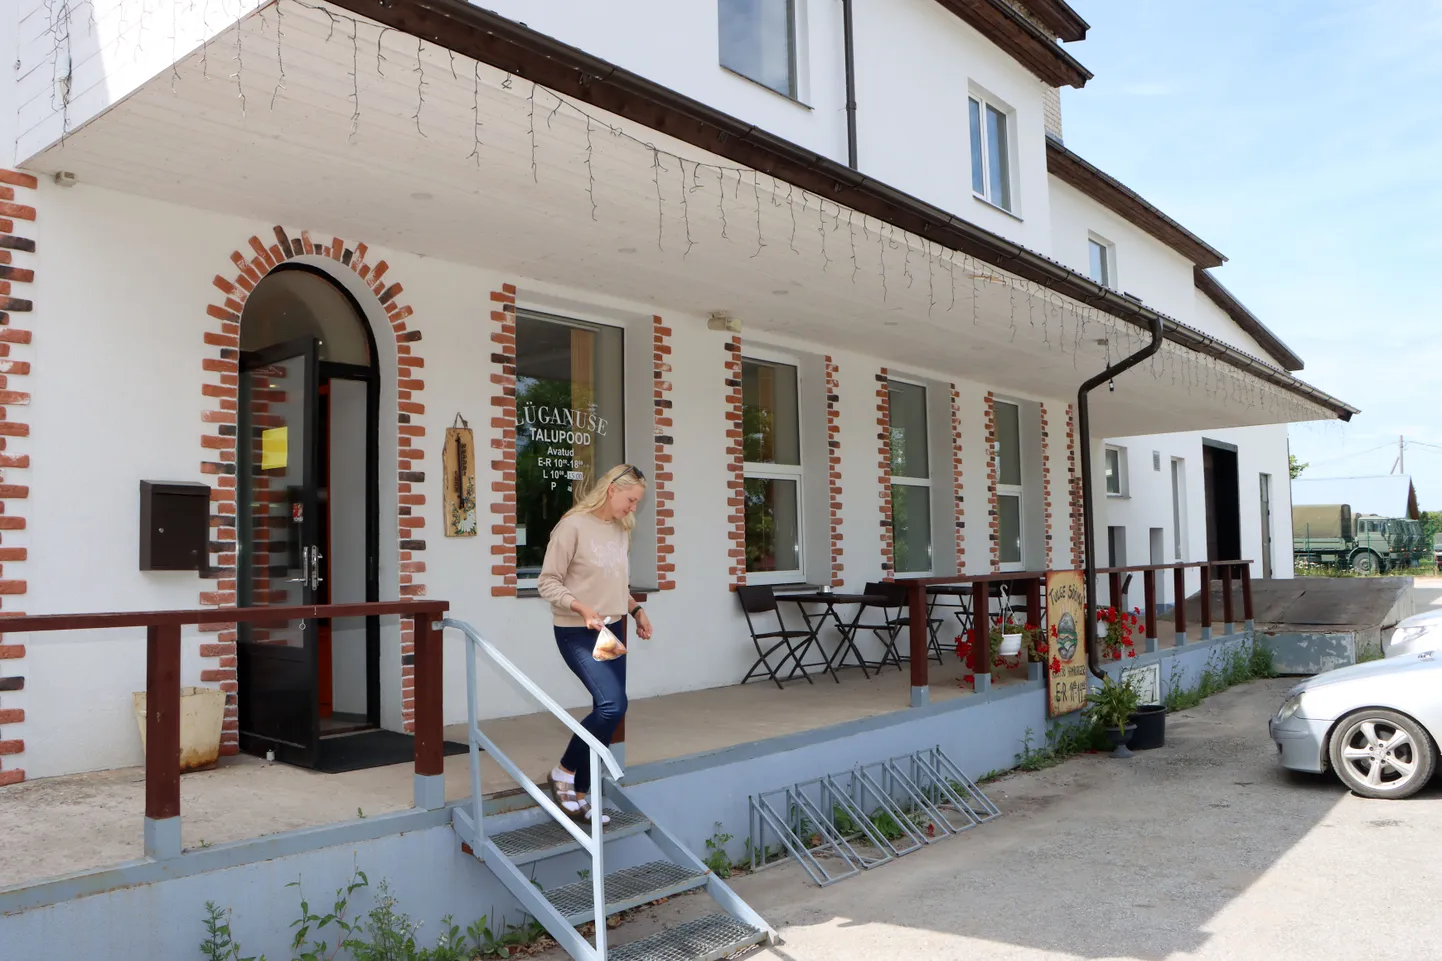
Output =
[
  {"x1": 1078, "y1": 311, "x2": 1165, "y2": 679},
  {"x1": 842, "y1": 0, "x2": 858, "y2": 168}
]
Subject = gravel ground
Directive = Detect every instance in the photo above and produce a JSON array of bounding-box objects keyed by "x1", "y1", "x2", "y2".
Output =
[{"x1": 543, "y1": 676, "x2": 1442, "y2": 961}]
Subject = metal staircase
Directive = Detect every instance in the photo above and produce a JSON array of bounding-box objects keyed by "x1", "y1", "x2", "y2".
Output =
[{"x1": 443, "y1": 619, "x2": 775, "y2": 961}]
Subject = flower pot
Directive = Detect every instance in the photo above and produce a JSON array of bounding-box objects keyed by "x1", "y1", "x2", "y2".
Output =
[
  {"x1": 132, "y1": 686, "x2": 226, "y2": 773},
  {"x1": 1027, "y1": 660, "x2": 1046, "y2": 682},
  {"x1": 1103, "y1": 723, "x2": 1138, "y2": 758},
  {"x1": 1128, "y1": 704, "x2": 1167, "y2": 751},
  {"x1": 998, "y1": 633, "x2": 1023, "y2": 657}
]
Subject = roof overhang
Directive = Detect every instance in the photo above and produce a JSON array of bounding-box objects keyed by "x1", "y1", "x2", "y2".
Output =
[
  {"x1": 1046, "y1": 135, "x2": 1226, "y2": 268},
  {"x1": 929, "y1": 0, "x2": 1093, "y2": 87},
  {"x1": 1193, "y1": 267, "x2": 1305, "y2": 372},
  {"x1": 326, "y1": 0, "x2": 1348, "y2": 420},
  {"x1": 1014, "y1": 0, "x2": 1090, "y2": 42}
]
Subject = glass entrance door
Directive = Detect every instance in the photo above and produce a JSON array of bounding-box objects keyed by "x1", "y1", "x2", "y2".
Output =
[{"x1": 236, "y1": 337, "x2": 322, "y2": 767}]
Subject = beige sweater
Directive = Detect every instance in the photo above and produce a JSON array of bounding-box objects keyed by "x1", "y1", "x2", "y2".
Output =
[{"x1": 536, "y1": 511, "x2": 633, "y2": 626}]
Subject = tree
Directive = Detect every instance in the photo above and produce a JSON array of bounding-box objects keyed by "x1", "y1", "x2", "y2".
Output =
[{"x1": 1289, "y1": 454, "x2": 1307, "y2": 480}]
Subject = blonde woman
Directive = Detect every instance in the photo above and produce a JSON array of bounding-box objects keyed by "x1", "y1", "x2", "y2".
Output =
[{"x1": 537, "y1": 463, "x2": 653, "y2": 823}]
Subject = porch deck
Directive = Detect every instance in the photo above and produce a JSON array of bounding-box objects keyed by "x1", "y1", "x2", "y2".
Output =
[{"x1": 0, "y1": 655, "x2": 1004, "y2": 890}]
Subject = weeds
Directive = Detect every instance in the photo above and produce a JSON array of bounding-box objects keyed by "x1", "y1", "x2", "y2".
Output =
[
  {"x1": 202, "y1": 866, "x2": 553, "y2": 961},
  {"x1": 703, "y1": 823, "x2": 734, "y2": 879},
  {"x1": 1014, "y1": 721, "x2": 1108, "y2": 772}
]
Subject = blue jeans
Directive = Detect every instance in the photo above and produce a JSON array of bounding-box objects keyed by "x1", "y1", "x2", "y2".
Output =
[{"x1": 555, "y1": 622, "x2": 628, "y2": 794}]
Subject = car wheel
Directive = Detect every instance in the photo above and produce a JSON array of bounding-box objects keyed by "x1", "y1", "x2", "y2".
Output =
[
  {"x1": 1351, "y1": 551, "x2": 1381, "y2": 575},
  {"x1": 1328, "y1": 709, "x2": 1436, "y2": 799}
]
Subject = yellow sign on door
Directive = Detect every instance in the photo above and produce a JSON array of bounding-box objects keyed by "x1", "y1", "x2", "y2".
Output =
[
  {"x1": 261, "y1": 427, "x2": 288, "y2": 471},
  {"x1": 1046, "y1": 569, "x2": 1089, "y2": 717}
]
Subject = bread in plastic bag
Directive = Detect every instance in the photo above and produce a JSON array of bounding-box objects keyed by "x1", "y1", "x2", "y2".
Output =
[{"x1": 591, "y1": 619, "x2": 627, "y2": 661}]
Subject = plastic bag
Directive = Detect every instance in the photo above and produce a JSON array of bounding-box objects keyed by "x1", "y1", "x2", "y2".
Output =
[{"x1": 591, "y1": 618, "x2": 627, "y2": 661}]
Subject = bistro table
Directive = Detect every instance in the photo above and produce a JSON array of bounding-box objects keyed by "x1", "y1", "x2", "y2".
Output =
[{"x1": 775, "y1": 591, "x2": 887, "y2": 683}]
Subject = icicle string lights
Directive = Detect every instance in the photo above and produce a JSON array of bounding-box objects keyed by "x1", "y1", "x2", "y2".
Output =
[{"x1": 32, "y1": 0, "x2": 1331, "y2": 426}]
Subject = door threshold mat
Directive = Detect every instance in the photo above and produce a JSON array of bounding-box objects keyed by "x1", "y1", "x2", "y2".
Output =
[{"x1": 317, "y1": 729, "x2": 471, "y2": 774}]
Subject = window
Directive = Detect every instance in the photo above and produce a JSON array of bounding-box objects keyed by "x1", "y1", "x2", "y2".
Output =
[
  {"x1": 742, "y1": 358, "x2": 803, "y2": 577},
  {"x1": 994, "y1": 400, "x2": 1023, "y2": 568},
  {"x1": 969, "y1": 94, "x2": 1013, "y2": 212},
  {"x1": 1088, "y1": 236, "x2": 1115, "y2": 288},
  {"x1": 514, "y1": 311, "x2": 626, "y2": 579},
  {"x1": 719, "y1": 0, "x2": 797, "y2": 98},
  {"x1": 1170, "y1": 457, "x2": 1186, "y2": 560},
  {"x1": 888, "y1": 380, "x2": 932, "y2": 573},
  {"x1": 1104, "y1": 446, "x2": 1127, "y2": 496}
]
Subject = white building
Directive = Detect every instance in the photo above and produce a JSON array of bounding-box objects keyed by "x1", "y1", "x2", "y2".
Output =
[{"x1": 0, "y1": 0, "x2": 1354, "y2": 784}]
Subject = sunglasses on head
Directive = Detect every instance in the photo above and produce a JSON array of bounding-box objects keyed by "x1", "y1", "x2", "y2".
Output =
[{"x1": 621, "y1": 464, "x2": 646, "y2": 482}]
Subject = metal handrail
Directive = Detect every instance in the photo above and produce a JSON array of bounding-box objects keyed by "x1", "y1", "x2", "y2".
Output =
[{"x1": 443, "y1": 618, "x2": 619, "y2": 959}]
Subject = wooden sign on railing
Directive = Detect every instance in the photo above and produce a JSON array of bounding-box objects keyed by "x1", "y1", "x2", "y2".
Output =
[{"x1": 1046, "y1": 569, "x2": 1088, "y2": 717}]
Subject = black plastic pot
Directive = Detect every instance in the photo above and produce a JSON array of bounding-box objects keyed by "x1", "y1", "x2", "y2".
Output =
[
  {"x1": 1104, "y1": 723, "x2": 1137, "y2": 758},
  {"x1": 1128, "y1": 704, "x2": 1167, "y2": 751}
]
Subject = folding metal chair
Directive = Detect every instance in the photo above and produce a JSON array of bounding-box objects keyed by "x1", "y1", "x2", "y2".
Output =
[{"x1": 737, "y1": 585, "x2": 815, "y2": 688}]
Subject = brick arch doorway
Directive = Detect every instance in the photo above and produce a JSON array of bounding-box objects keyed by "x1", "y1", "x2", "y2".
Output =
[{"x1": 236, "y1": 263, "x2": 382, "y2": 768}]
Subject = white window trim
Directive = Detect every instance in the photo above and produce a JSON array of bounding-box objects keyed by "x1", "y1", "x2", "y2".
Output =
[
  {"x1": 1105, "y1": 444, "x2": 1129, "y2": 498},
  {"x1": 968, "y1": 87, "x2": 1020, "y2": 217},
  {"x1": 887, "y1": 374, "x2": 934, "y2": 576},
  {"x1": 742, "y1": 351, "x2": 806, "y2": 584},
  {"x1": 1088, "y1": 232, "x2": 1117, "y2": 289},
  {"x1": 991, "y1": 398, "x2": 1027, "y2": 572}
]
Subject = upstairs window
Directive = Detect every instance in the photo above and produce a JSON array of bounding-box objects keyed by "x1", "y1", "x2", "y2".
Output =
[
  {"x1": 969, "y1": 94, "x2": 1014, "y2": 213},
  {"x1": 1089, "y1": 235, "x2": 1116, "y2": 288},
  {"x1": 720, "y1": 0, "x2": 798, "y2": 98},
  {"x1": 1104, "y1": 446, "x2": 1127, "y2": 496}
]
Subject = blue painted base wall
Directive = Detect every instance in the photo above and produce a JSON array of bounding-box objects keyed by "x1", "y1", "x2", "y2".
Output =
[{"x1": 0, "y1": 632, "x2": 1250, "y2": 961}]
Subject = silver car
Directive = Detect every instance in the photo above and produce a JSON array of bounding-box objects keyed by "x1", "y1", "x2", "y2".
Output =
[
  {"x1": 1387, "y1": 608, "x2": 1442, "y2": 658},
  {"x1": 1270, "y1": 651, "x2": 1442, "y2": 799}
]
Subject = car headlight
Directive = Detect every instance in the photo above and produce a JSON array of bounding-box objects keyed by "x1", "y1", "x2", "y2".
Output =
[
  {"x1": 1391, "y1": 625, "x2": 1432, "y2": 647},
  {"x1": 1276, "y1": 695, "x2": 1303, "y2": 723}
]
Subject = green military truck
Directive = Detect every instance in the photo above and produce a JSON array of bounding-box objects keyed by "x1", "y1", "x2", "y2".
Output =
[{"x1": 1293, "y1": 504, "x2": 1398, "y2": 574}]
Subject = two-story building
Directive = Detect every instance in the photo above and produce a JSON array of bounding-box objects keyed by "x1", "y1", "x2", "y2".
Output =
[{"x1": 0, "y1": 0, "x2": 1354, "y2": 786}]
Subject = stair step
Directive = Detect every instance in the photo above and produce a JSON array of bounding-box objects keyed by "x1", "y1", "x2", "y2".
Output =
[
  {"x1": 544, "y1": 860, "x2": 708, "y2": 926},
  {"x1": 610, "y1": 913, "x2": 767, "y2": 961},
  {"x1": 489, "y1": 809, "x2": 651, "y2": 864}
]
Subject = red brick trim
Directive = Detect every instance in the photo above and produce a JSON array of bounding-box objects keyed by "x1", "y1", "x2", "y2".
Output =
[
  {"x1": 201, "y1": 228, "x2": 427, "y2": 744},
  {"x1": 1066, "y1": 402, "x2": 1083, "y2": 568},
  {"x1": 1041, "y1": 402, "x2": 1054, "y2": 568},
  {"x1": 825, "y1": 357, "x2": 843, "y2": 587},
  {"x1": 725, "y1": 336, "x2": 746, "y2": 586},
  {"x1": 951, "y1": 384, "x2": 965, "y2": 572},
  {"x1": 488, "y1": 285, "x2": 519, "y2": 597},
  {"x1": 876, "y1": 368, "x2": 893, "y2": 578},
  {"x1": 653, "y1": 316, "x2": 677, "y2": 590},
  {"x1": 0, "y1": 168, "x2": 36, "y2": 787},
  {"x1": 984, "y1": 392, "x2": 1000, "y2": 570}
]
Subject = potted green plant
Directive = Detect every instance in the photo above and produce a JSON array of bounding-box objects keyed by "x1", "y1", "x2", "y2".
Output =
[{"x1": 1086, "y1": 674, "x2": 1142, "y2": 758}]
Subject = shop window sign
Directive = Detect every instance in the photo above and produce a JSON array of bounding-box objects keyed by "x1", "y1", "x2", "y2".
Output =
[{"x1": 515, "y1": 312, "x2": 625, "y2": 577}]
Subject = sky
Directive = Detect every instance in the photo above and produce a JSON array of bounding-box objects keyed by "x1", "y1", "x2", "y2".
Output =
[{"x1": 1058, "y1": 1, "x2": 1442, "y2": 509}]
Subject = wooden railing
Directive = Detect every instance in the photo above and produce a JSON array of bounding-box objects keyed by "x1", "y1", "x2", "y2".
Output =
[
  {"x1": 896, "y1": 561, "x2": 1253, "y2": 702},
  {"x1": 0, "y1": 600, "x2": 450, "y2": 860}
]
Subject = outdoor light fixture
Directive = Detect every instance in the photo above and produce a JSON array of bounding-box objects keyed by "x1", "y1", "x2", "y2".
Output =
[
  {"x1": 707, "y1": 312, "x2": 742, "y2": 333},
  {"x1": 54, "y1": 171, "x2": 77, "y2": 187}
]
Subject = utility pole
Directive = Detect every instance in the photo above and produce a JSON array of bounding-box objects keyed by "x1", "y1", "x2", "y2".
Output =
[{"x1": 1391, "y1": 435, "x2": 1405, "y2": 474}]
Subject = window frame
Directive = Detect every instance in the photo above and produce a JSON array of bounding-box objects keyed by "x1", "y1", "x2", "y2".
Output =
[
  {"x1": 887, "y1": 375, "x2": 934, "y2": 576},
  {"x1": 741, "y1": 349, "x2": 806, "y2": 584},
  {"x1": 513, "y1": 308, "x2": 629, "y2": 588},
  {"x1": 718, "y1": 0, "x2": 802, "y2": 102},
  {"x1": 1104, "y1": 445, "x2": 1128, "y2": 498},
  {"x1": 968, "y1": 90, "x2": 1018, "y2": 215},
  {"x1": 992, "y1": 398, "x2": 1025, "y2": 571},
  {"x1": 1088, "y1": 233, "x2": 1117, "y2": 289}
]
